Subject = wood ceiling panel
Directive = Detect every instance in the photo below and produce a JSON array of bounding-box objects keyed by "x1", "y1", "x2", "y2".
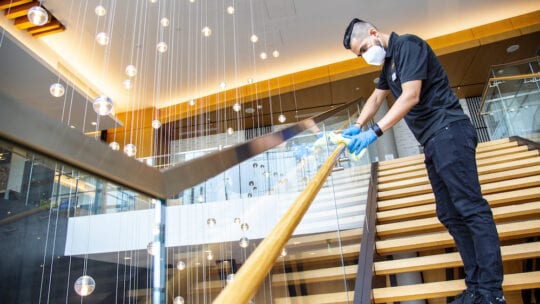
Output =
[{"x1": 438, "y1": 47, "x2": 479, "y2": 88}]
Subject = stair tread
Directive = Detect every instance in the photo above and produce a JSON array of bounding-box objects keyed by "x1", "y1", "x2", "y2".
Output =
[
  {"x1": 272, "y1": 264, "x2": 357, "y2": 285},
  {"x1": 274, "y1": 290, "x2": 355, "y2": 304},
  {"x1": 372, "y1": 271, "x2": 540, "y2": 303},
  {"x1": 374, "y1": 241, "x2": 540, "y2": 275},
  {"x1": 377, "y1": 201, "x2": 540, "y2": 237},
  {"x1": 376, "y1": 219, "x2": 540, "y2": 254}
]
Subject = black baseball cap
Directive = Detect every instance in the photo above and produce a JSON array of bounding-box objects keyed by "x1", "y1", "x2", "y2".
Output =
[{"x1": 343, "y1": 18, "x2": 365, "y2": 49}]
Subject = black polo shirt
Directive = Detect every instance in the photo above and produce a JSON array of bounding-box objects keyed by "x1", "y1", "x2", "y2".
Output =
[{"x1": 377, "y1": 32, "x2": 469, "y2": 145}]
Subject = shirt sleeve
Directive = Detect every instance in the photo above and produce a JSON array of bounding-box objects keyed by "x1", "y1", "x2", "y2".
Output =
[
  {"x1": 376, "y1": 66, "x2": 389, "y2": 90},
  {"x1": 395, "y1": 36, "x2": 428, "y2": 83}
]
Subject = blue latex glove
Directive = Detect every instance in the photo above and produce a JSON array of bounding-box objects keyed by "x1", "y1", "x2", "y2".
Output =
[
  {"x1": 342, "y1": 125, "x2": 361, "y2": 137},
  {"x1": 345, "y1": 129, "x2": 378, "y2": 155}
]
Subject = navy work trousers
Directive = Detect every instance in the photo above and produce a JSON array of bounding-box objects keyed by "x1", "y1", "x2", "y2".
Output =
[{"x1": 423, "y1": 119, "x2": 503, "y2": 296}]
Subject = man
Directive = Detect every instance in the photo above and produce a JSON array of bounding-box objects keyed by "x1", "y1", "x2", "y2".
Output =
[{"x1": 341, "y1": 19, "x2": 505, "y2": 304}]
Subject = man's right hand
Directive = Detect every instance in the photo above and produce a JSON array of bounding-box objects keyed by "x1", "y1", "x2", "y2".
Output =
[{"x1": 342, "y1": 125, "x2": 361, "y2": 136}]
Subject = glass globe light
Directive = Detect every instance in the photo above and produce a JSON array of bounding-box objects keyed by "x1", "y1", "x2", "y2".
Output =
[
  {"x1": 109, "y1": 141, "x2": 120, "y2": 151},
  {"x1": 219, "y1": 82, "x2": 227, "y2": 89},
  {"x1": 281, "y1": 248, "x2": 288, "y2": 257},
  {"x1": 260, "y1": 52, "x2": 268, "y2": 60},
  {"x1": 149, "y1": 0, "x2": 158, "y2": 3},
  {"x1": 250, "y1": 34, "x2": 258, "y2": 43},
  {"x1": 95, "y1": 32, "x2": 110, "y2": 46},
  {"x1": 227, "y1": 127, "x2": 234, "y2": 135},
  {"x1": 95, "y1": 5, "x2": 106, "y2": 16},
  {"x1": 247, "y1": 78, "x2": 254, "y2": 84},
  {"x1": 147, "y1": 241, "x2": 159, "y2": 256},
  {"x1": 160, "y1": 17, "x2": 170, "y2": 27},
  {"x1": 207, "y1": 218, "x2": 216, "y2": 227},
  {"x1": 272, "y1": 50, "x2": 280, "y2": 58},
  {"x1": 239, "y1": 237, "x2": 249, "y2": 248},
  {"x1": 189, "y1": 99, "x2": 195, "y2": 106},
  {"x1": 206, "y1": 251, "x2": 213, "y2": 260},
  {"x1": 189, "y1": 0, "x2": 195, "y2": 2},
  {"x1": 173, "y1": 296, "x2": 185, "y2": 304},
  {"x1": 176, "y1": 261, "x2": 186, "y2": 271},
  {"x1": 198, "y1": 195, "x2": 204, "y2": 203},
  {"x1": 123, "y1": 79, "x2": 132, "y2": 90},
  {"x1": 278, "y1": 114, "x2": 286, "y2": 123},
  {"x1": 226, "y1": 273, "x2": 235, "y2": 283},
  {"x1": 233, "y1": 217, "x2": 241, "y2": 224},
  {"x1": 151, "y1": 119, "x2": 161, "y2": 129},
  {"x1": 93, "y1": 96, "x2": 113, "y2": 116},
  {"x1": 232, "y1": 103, "x2": 241, "y2": 112},
  {"x1": 156, "y1": 42, "x2": 168, "y2": 53},
  {"x1": 49, "y1": 83, "x2": 65, "y2": 97},
  {"x1": 125, "y1": 65, "x2": 137, "y2": 77},
  {"x1": 27, "y1": 6, "x2": 49, "y2": 26},
  {"x1": 74, "y1": 275, "x2": 96, "y2": 296},
  {"x1": 202, "y1": 26, "x2": 212, "y2": 37},
  {"x1": 240, "y1": 223, "x2": 249, "y2": 232},
  {"x1": 124, "y1": 144, "x2": 137, "y2": 157},
  {"x1": 226, "y1": 6, "x2": 235, "y2": 14}
]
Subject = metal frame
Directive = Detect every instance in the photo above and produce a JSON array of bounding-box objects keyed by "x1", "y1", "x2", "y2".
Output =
[
  {"x1": 0, "y1": 97, "x2": 361, "y2": 199},
  {"x1": 353, "y1": 161, "x2": 379, "y2": 304}
]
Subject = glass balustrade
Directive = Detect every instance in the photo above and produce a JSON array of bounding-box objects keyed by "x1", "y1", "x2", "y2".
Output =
[
  {"x1": 480, "y1": 56, "x2": 540, "y2": 142},
  {"x1": 0, "y1": 100, "x2": 372, "y2": 303}
]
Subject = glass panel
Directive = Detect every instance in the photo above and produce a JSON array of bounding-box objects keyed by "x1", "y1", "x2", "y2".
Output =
[
  {"x1": 164, "y1": 103, "x2": 372, "y2": 302},
  {"x1": 480, "y1": 57, "x2": 540, "y2": 142},
  {"x1": 0, "y1": 139, "x2": 159, "y2": 303}
]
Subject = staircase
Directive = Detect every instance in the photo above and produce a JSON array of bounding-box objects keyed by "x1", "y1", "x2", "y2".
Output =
[{"x1": 272, "y1": 137, "x2": 540, "y2": 304}]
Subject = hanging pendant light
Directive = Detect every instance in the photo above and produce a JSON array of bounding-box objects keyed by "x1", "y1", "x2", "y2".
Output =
[
  {"x1": 232, "y1": 103, "x2": 241, "y2": 112},
  {"x1": 27, "y1": 6, "x2": 49, "y2": 26},
  {"x1": 156, "y1": 42, "x2": 168, "y2": 53},
  {"x1": 93, "y1": 96, "x2": 113, "y2": 116},
  {"x1": 49, "y1": 83, "x2": 65, "y2": 97},
  {"x1": 173, "y1": 296, "x2": 185, "y2": 304},
  {"x1": 124, "y1": 144, "x2": 137, "y2": 157},
  {"x1": 95, "y1": 32, "x2": 110, "y2": 46},
  {"x1": 278, "y1": 114, "x2": 286, "y2": 123},
  {"x1": 125, "y1": 65, "x2": 137, "y2": 77},
  {"x1": 151, "y1": 119, "x2": 162, "y2": 129},
  {"x1": 239, "y1": 237, "x2": 249, "y2": 248},
  {"x1": 240, "y1": 223, "x2": 249, "y2": 232},
  {"x1": 74, "y1": 275, "x2": 96, "y2": 296},
  {"x1": 176, "y1": 261, "x2": 186, "y2": 271},
  {"x1": 109, "y1": 142, "x2": 120, "y2": 151},
  {"x1": 94, "y1": 5, "x2": 106, "y2": 16}
]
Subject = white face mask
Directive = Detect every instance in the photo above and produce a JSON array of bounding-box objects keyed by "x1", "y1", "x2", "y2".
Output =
[{"x1": 363, "y1": 37, "x2": 386, "y2": 66}]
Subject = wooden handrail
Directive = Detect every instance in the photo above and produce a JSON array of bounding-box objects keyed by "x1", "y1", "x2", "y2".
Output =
[{"x1": 212, "y1": 143, "x2": 347, "y2": 304}]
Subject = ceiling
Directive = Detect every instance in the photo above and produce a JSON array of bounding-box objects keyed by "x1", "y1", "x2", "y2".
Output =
[{"x1": 0, "y1": 0, "x2": 539, "y2": 132}]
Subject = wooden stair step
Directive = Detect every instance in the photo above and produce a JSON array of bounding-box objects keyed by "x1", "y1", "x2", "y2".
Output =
[
  {"x1": 378, "y1": 140, "x2": 519, "y2": 171},
  {"x1": 374, "y1": 241, "x2": 540, "y2": 275},
  {"x1": 376, "y1": 219, "x2": 540, "y2": 255},
  {"x1": 372, "y1": 271, "x2": 540, "y2": 303},
  {"x1": 378, "y1": 165, "x2": 540, "y2": 192},
  {"x1": 377, "y1": 186, "x2": 540, "y2": 215},
  {"x1": 272, "y1": 264, "x2": 357, "y2": 285},
  {"x1": 286, "y1": 228, "x2": 361, "y2": 248},
  {"x1": 378, "y1": 149, "x2": 539, "y2": 178},
  {"x1": 378, "y1": 175, "x2": 540, "y2": 201},
  {"x1": 377, "y1": 201, "x2": 540, "y2": 237},
  {"x1": 274, "y1": 291, "x2": 355, "y2": 304},
  {"x1": 281, "y1": 244, "x2": 359, "y2": 264}
]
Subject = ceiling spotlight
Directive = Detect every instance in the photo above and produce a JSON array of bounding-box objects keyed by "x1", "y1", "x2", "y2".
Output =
[
  {"x1": 160, "y1": 17, "x2": 170, "y2": 27},
  {"x1": 278, "y1": 114, "x2": 286, "y2": 123},
  {"x1": 74, "y1": 275, "x2": 96, "y2": 297},
  {"x1": 27, "y1": 6, "x2": 49, "y2": 26},
  {"x1": 109, "y1": 142, "x2": 120, "y2": 151},
  {"x1": 232, "y1": 103, "x2": 241, "y2": 112},
  {"x1": 506, "y1": 44, "x2": 520, "y2": 53},
  {"x1": 156, "y1": 41, "x2": 168, "y2": 53},
  {"x1": 202, "y1": 26, "x2": 212, "y2": 37},
  {"x1": 95, "y1": 5, "x2": 106, "y2": 16},
  {"x1": 272, "y1": 50, "x2": 280, "y2": 58},
  {"x1": 260, "y1": 52, "x2": 267, "y2": 60},
  {"x1": 149, "y1": 0, "x2": 158, "y2": 3},
  {"x1": 95, "y1": 32, "x2": 110, "y2": 46},
  {"x1": 250, "y1": 34, "x2": 258, "y2": 43},
  {"x1": 189, "y1": 99, "x2": 195, "y2": 106},
  {"x1": 124, "y1": 144, "x2": 137, "y2": 157},
  {"x1": 226, "y1": 6, "x2": 235, "y2": 14},
  {"x1": 91, "y1": 121, "x2": 97, "y2": 126},
  {"x1": 151, "y1": 119, "x2": 161, "y2": 129},
  {"x1": 49, "y1": 83, "x2": 65, "y2": 97},
  {"x1": 93, "y1": 96, "x2": 113, "y2": 116},
  {"x1": 125, "y1": 65, "x2": 137, "y2": 77},
  {"x1": 189, "y1": 0, "x2": 195, "y2": 2},
  {"x1": 123, "y1": 79, "x2": 133, "y2": 90}
]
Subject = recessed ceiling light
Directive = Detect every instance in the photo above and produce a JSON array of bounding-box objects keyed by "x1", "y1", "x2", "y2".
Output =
[
  {"x1": 506, "y1": 44, "x2": 520, "y2": 53},
  {"x1": 91, "y1": 122, "x2": 97, "y2": 126},
  {"x1": 245, "y1": 107, "x2": 255, "y2": 114}
]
